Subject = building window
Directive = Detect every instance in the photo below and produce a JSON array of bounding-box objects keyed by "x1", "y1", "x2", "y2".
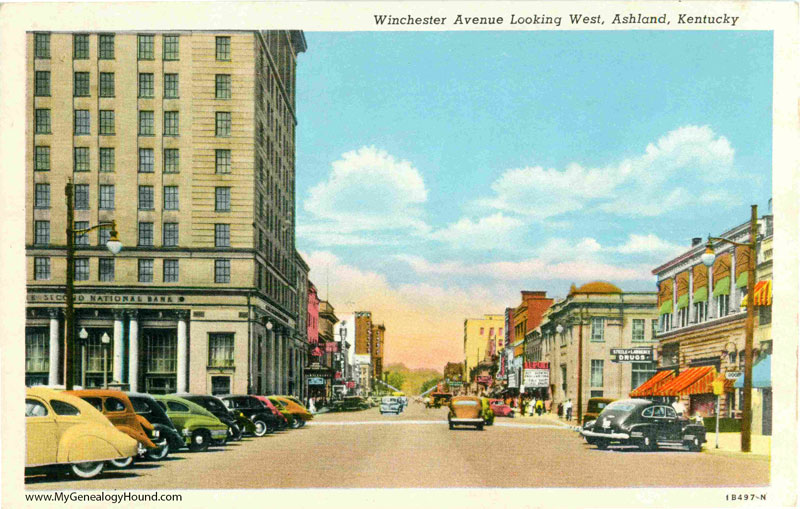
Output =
[
  {"x1": 74, "y1": 258, "x2": 89, "y2": 281},
  {"x1": 163, "y1": 186, "x2": 179, "y2": 210},
  {"x1": 34, "y1": 71, "x2": 50, "y2": 96},
  {"x1": 590, "y1": 359, "x2": 604, "y2": 387},
  {"x1": 73, "y1": 221, "x2": 89, "y2": 245},
  {"x1": 716, "y1": 294, "x2": 730, "y2": 318},
  {"x1": 164, "y1": 73, "x2": 179, "y2": 98},
  {"x1": 215, "y1": 36, "x2": 231, "y2": 60},
  {"x1": 163, "y1": 259, "x2": 179, "y2": 282},
  {"x1": 98, "y1": 226, "x2": 111, "y2": 246},
  {"x1": 215, "y1": 74, "x2": 231, "y2": 99},
  {"x1": 99, "y1": 72, "x2": 115, "y2": 97},
  {"x1": 34, "y1": 257, "x2": 51, "y2": 280},
  {"x1": 560, "y1": 364, "x2": 567, "y2": 393},
  {"x1": 98, "y1": 34, "x2": 115, "y2": 59},
  {"x1": 694, "y1": 301, "x2": 707, "y2": 323},
  {"x1": 677, "y1": 306, "x2": 690, "y2": 328},
  {"x1": 99, "y1": 258, "x2": 115, "y2": 282},
  {"x1": 632, "y1": 362, "x2": 656, "y2": 390},
  {"x1": 26, "y1": 328, "x2": 49, "y2": 384},
  {"x1": 138, "y1": 259, "x2": 154, "y2": 282},
  {"x1": 138, "y1": 148, "x2": 154, "y2": 173},
  {"x1": 99, "y1": 147, "x2": 115, "y2": 172},
  {"x1": 34, "y1": 146, "x2": 50, "y2": 171},
  {"x1": 215, "y1": 112, "x2": 231, "y2": 137},
  {"x1": 164, "y1": 111, "x2": 179, "y2": 136},
  {"x1": 35, "y1": 109, "x2": 51, "y2": 134},
  {"x1": 139, "y1": 110, "x2": 154, "y2": 135},
  {"x1": 138, "y1": 185, "x2": 154, "y2": 210},
  {"x1": 145, "y1": 331, "x2": 177, "y2": 393},
  {"x1": 74, "y1": 184, "x2": 89, "y2": 210},
  {"x1": 99, "y1": 110, "x2": 115, "y2": 135},
  {"x1": 99, "y1": 185, "x2": 115, "y2": 210},
  {"x1": 214, "y1": 259, "x2": 231, "y2": 283},
  {"x1": 74, "y1": 110, "x2": 90, "y2": 135},
  {"x1": 632, "y1": 319, "x2": 645, "y2": 342},
  {"x1": 590, "y1": 390, "x2": 604, "y2": 398},
  {"x1": 163, "y1": 149, "x2": 179, "y2": 173},
  {"x1": 34, "y1": 33, "x2": 50, "y2": 59},
  {"x1": 662, "y1": 342, "x2": 679, "y2": 367},
  {"x1": 215, "y1": 224, "x2": 230, "y2": 247},
  {"x1": 215, "y1": 149, "x2": 231, "y2": 174},
  {"x1": 138, "y1": 222, "x2": 154, "y2": 246},
  {"x1": 651, "y1": 319, "x2": 659, "y2": 339},
  {"x1": 215, "y1": 187, "x2": 230, "y2": 211},
  {"x1": 163, "y1": 223, "x2": 179, "y2": 247},
  {"x1": 138, "y1": 34, "x2": 154, "y2": 60},
  {"x1": 34, "y1": 221, "x2": 49, "y2": 245},
  {"x1": 590, "y1": 317, "x2": 604, "y2": 342},
  {"x1": 73, "y1": 34, "x2": 89, "y2": 59},
  {"x1": 73, "y1": 147, "x2": 89, "y2": 172},
  {"x1": 758, "y1": 305, "x2": 772, "y2": 325},
  {"x1": 163, "y1": 35, "x2": 179, "y2": 60},
  {"x1": 73, "y1": 72, "x2": 90, "y2": 97},
  {"x1": 138, "y1": 73, "x2": 154, "y2": 98},
  {"x1": 659, "y1": 313, "x2": 672, "y2": 334},
  {"x1": 34, "y1": 183, "x2": 50, "y2": 209},
  {"x1": 208, "y1": 333, "x2": 234, "y2": 367}
]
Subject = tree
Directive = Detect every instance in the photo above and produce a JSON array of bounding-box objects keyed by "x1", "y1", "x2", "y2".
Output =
[
  {"x1": 420, "y1": 377, "x2": 441, "y2": 394},
  {"x1": 386, "y1": 371, "x2": 406, "y2": 392}
]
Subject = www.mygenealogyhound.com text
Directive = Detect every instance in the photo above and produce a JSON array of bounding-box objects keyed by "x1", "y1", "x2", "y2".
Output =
[{"x1": 373, "y1": 13, "x2": 740, "y2": 27}]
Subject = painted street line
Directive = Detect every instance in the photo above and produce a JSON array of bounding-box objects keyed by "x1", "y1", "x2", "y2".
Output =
[{"x1": 309, "y1": 420, "x2": 574, "y2": 430}]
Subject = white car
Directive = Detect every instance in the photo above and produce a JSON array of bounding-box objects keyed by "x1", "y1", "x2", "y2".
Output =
[{"x1": 380, "y1": 397, "x2": 401, "y2": 415}]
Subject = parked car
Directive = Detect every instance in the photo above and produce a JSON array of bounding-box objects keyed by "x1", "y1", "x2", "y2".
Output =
[
  {"x1": 251, "y1": 395, "x2": 289, "y2": 430},
  {"x1": 128, "y1": 392, "x2": 184, "y2": 460},
  {"x1": 177, "y1": 393, "x2": 256, "y2": 441},
  {"x1": 448, "y1": 396, "x2": 487, "y2": 430},
  {"x1": 582, "y1": 397, "x2": 615, "y2": 426},
  {"x1": 271, "y1": 395, "x2": 313, "y2": 428},
  {"x1": 380, "y1": 396, "x2": 401, "y2": 415},
  {"x1": 65, "y1": 389, "x2": 157, "y2": 468},
  {"x1": 430, "y1": 393, "x2": 452, "y2": 408},
  {"x1": 338, "y1": 396, "x2": 370, "y2": 412},
  {"x1": 220, "y1": 395, "x2": 282, "y2": 436},
  {"x1": 153, "y1": 394, "x2": 229, "y2": 452},
  {"x1": 580, "y1": 399, "x2": 707, "y2": 451},
  {"x1": 481, "y1": 397, "x2": 495, "y2": 426},
  {"x1": 488, "y1": 399, "x2": 515, "y2": 418},
  {"x1": 26, "y1": 387, "x2": 139, "y2": 480}
]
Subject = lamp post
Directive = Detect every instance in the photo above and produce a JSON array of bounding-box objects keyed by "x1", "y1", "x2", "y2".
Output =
[
  {"x1": 78, "y1": 327, "x2": 89, "y2": 388},
  {"x1": 64, "y1": 179, "x2": 122, "y2": 390},
  {"x1": 101, "y1": 331, "x2": 111, "y2": 389},
  {"x1": 700, "y1": 204, "x2": 758, "y2": 453}
]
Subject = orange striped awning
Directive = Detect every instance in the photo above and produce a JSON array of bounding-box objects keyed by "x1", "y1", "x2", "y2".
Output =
[
  {"x1": 630, "y1": 370, "x2": 675, "y2": 398},
  {"x1": 742, "y1": 280, "x2": 772, "y2": 307},
  {"x1": 654, "y1": 366, "x2": 720, "y2": 397}
]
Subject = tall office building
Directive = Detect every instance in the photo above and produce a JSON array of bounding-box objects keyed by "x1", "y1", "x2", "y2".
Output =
[{"x1": 24, "y1": 30, "x2": 308, "y2": 397}]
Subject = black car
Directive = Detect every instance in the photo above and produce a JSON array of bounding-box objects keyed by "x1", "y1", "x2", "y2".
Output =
[
  {"x1": 177, "y1": 394, "x2": 256, "y2": 441},
  {"x1": 128, "y1": 392, "x2": 185, "y2": 460},
  {"x1": 220, "y1": 395, "x2": 282, "y2": 436},
  {"x1": 580, "y1": 398, "x2": 706, "y2": 451}
]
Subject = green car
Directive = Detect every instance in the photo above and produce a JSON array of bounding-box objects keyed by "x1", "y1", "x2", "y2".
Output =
[
  {"x1": 153, "y1": 395, "x2": 229, "y2": 452},
  {"x1": 266, "y1": 396, "x2": 296, "y2": 428},
  {"x1": 481, "y1": 397, "x2": 495, "y2": 426}
]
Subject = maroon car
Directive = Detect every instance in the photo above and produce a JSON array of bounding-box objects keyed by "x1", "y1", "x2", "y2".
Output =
[{"x1": 488, "y1": 399, "x2": 515, "y2": 417}]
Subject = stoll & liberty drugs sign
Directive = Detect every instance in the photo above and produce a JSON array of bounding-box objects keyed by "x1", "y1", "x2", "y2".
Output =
[{"x1": 610, "y1": 348, "x2": 654, "y2": 363}]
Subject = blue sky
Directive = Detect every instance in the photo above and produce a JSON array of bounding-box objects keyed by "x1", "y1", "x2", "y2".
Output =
[{"x1": 294, "y1": 31, "x2": 772, "y2": 368}]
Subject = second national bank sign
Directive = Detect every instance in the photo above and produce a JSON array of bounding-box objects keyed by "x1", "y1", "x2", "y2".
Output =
[{"x1": 28, "y1": 292, "x2": 186, "y2": 304}]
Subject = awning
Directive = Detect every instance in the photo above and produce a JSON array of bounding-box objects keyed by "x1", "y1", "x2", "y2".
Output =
[
  {"x1": 659, "y1": 300, "x2": 673, "y2": 315},
  {"x1": 741, "y1": 280, "x2": 772, "y2": 307},
  {"x1": 653, "y1": 366, "x2": 731, "y2": 396},
  {"x1": 630, "y1": 370, "x2": 675, "y2": 397},
  {"x1": 514, "y1": 344, "x2": 524, "y2": 356},
  {"x1": 736, "y1": 272, "x2": 748, "y2": 288},
  {"x1": 693, "y1": 286, "x2": 708, "y2": 304},
  {"x1": 676, "y1": 294, "x2": 689, "y2": 310},
  {"x1": 713, "y1": 276, "x2": 730, "y2": 297},
  {"x1": 734, "y1": 355, "x2": 771, "y2": 388}
]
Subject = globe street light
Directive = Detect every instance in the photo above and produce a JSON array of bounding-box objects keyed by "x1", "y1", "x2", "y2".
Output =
[
  {"x1": 78, "y1": 327, "x2": 89, "y2": 387},
  {"x1": 101, "y1": 331, "x2": 111, "y2": 389},
  {"x1": 700, "y1": 204, "x2": 758, "y2": 453}
]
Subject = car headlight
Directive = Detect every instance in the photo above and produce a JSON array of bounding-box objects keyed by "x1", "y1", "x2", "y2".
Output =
[
  {"x1": 152, "y1": 429, "x2": 160, "y2": 438},
  {"x1": 182, "y1": 428, "x2": 192, "y2": 436}
]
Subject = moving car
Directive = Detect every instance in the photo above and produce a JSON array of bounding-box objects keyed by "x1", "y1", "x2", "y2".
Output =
[
  {"x1": 580, "y1": 398, "x2": 707, "y2": 451},
  {"x1": 271, "y1": 395, "x2": 313, "y2": 428},
  {"x1": 380, "y1": 396, "x2": 401, "y2": 415},
  {"x1": 220, "y1": 395, "x2": 282, "y2": 436},
  {"x1": 128, "y1": 392, "x2": 184, "y2": 460},
  {"x1": 481, "y1": 397, "x2": 495, "y2": 426},
  {"x1": 582, "y1": 397, "x2": 615, "y2": 426},
  {"x1": 448, "y1": 396, "x2": 486, "y2": 430},
  {"x1": 430, "y1": 393, "x2": 452, "y2": 408},
  {"x1": 65, "y1": 389, "x2": 157, "y2": 468},
  {"x1": 26, "y1": 387, "x2": 139, "y2": 479},
  {"x1": 153, "y1": 394, "x2": 229, "y2": 452},
  {"x1": 251, "y1": 395, "x2": 289, "y2": 430},
  {"x1": 488, "y1": 399, "x2": 515, "y2": 418},
  {"x1": 177, "y1": 393, "x2": 256, "y2": 441}
]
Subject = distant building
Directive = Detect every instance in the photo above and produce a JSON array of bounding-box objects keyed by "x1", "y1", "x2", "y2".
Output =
[{"x1": 463, "y1": 314, "x2": 504, "y2": 385}]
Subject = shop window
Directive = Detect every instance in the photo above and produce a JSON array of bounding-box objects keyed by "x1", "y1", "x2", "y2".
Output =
[
  {"x1": 758, "y1": 305, "x2": 772, "y2": 325},
  {"x1": 145, "y1": 330, "x2": 177, "y2": 394},
  {"x1": 208, "y1": 333, "x2": 234, "y2": 367},
  {"x1": 25, "y1": 328, "x2": 49, "y2": 384},
  {"x1": 83, "y1": 329, "x2": 113, "y2": 388},
  {"x1": 632, "y1": 319, "x2": 645, "y2": 342}
]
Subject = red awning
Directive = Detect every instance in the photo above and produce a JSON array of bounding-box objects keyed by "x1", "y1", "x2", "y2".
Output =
[
  {"x1": 630, "y1": 370, "x2": 675, "y2": 398},
  {"x1": 653, "y1": 366, "x2": 728, "y2": 396},
  {"x1": 742, "y1": 280, "x2": 772, "y2": 307}
]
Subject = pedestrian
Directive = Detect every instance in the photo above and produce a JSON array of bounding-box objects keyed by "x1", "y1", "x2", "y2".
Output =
[
  {"x1": 672, "y1": 398, "x2": 686, "y2": 417},
  {"x1": 308, "y1": 398, "x2": 316, "y2": 414},
  {"x1": 557, "y1": 401, "x2": 563, "y2": 417},
  {"x1": 536, "y1": 398, "x2": 544, "y2": 416},
  {"x1": 565, "y1": 399, "x2": 573, "y2": 422}
]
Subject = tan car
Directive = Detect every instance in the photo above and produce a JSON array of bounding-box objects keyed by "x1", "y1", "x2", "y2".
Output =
[
  {"x1": 448, "y1": 396, "x2": 485, "y2": 430},
  {"x1": 26, "y1": 387, "x2": 139, "y2": 479}
]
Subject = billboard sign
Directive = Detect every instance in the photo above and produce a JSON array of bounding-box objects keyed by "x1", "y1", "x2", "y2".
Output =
[{"x1": 523, "y1": 369, "x2": 549, "y2": 388}]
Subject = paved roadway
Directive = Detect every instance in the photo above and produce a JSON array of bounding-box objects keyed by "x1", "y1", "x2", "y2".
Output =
[{"x1": 26, "y1": 402, "x2": 769, "y2": 489}]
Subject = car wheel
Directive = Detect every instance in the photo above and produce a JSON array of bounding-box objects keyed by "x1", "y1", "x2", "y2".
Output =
[
  {"x1": 290, "y1": 417, "x2": 302, "y2": 429},
  {"x1": 189, "y1": 430, "x2": 210, "y2": 452},
  {"x1": 477, "y1": 422, "x2": 484, "y2": 431},
  {"x1": 229, "y1": 424, "x2": 243, "y2": 441},
  {"x1": 595, "y1": 439, "x2": 609, "y2": 450},
  {"x1": 686, "y1": 437, "x2": 702, "y2": 452},
  {"x1": 69, "y1": 461, "x2": 105, "y2": 479},
  {"x1": 108, "y1": 456, "x2": 134, "y2": 469},
  {"x1": 253, "y1": 419, "x2": 268, "y2": 437},
  {"x1": 146, "y1": 441, "x2": 169, "y2": 461}
]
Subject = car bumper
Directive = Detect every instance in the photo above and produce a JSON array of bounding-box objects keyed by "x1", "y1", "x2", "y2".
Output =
[
  {"x1": 450, "y1": 418, "x2": 484, "y2": 424},
  {"x1": 581, "y1": 430, "x2": 630, "y2": 440}
]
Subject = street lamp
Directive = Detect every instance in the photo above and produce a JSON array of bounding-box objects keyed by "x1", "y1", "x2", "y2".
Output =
[
  {"x1": 700, "y1": 204, "x2": 758, "y2": 453},
  {"x1": 78, "y1": 327, "x2": 89, "y2": 388},
  {"x1": 101, "y1": 332, "x2": 111, "y2": 389},
  {"x1": 64, "y1": 179, "x2": 122, "y2": 390}
]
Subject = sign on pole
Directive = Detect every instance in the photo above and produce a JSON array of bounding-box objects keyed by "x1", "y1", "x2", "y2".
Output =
[{"x1": 725, "y1": 371, "x2": 743, "y2": 380}]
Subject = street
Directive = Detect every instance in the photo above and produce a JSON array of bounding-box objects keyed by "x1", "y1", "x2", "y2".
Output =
[{"x1": 26, "y1": 402, "x2": 769, "y2": 490}]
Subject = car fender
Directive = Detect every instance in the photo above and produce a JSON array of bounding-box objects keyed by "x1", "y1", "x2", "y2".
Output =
[
  {"x1": 116, "y1": 424, "x2": 157, "y2": 449},
  {"x1": 681, "y1": 423, "x2": 706, "y2": 438},
  {"x1": 58, "y1": 424, "x2": 138, "y2": 463},
  {"x1": 627, "y1": 423, "x2": 654, "y2": 438},
  {"x1": 184, "y1": 415, "x2": 226, "y2": 431},
  {"x1": 136, "y1": 414, "x2": 155, "y2": 432}
]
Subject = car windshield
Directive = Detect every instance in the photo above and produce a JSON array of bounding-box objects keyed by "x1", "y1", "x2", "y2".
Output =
[
  {"x1": 605, "y1": 402, "x2": 636, "y2": 412},
  {"x1": 453, "y1": 400, "x2": 478, "y2": 406},
  {"x1": 200, "y1": 398, "x2": 226, "y2": 411},
  {"x1": 130, "y1": 398, "x2": 151, "y2": 413}
]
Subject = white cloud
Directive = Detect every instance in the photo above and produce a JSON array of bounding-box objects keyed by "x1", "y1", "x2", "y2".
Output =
[
  {"x1": 428, "y1": 213, "x2": 524, "y2": 250},
  {"x1": 479, "y1": 125, "x2": 736, "y2": 220},
  {"x1": 612, "y1": 234, "x2": 685, "y2": 256}
]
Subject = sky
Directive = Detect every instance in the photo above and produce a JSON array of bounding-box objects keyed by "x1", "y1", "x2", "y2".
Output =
[{"x1": 294, "y1": 31, "x2": 773, "y2": 370}]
